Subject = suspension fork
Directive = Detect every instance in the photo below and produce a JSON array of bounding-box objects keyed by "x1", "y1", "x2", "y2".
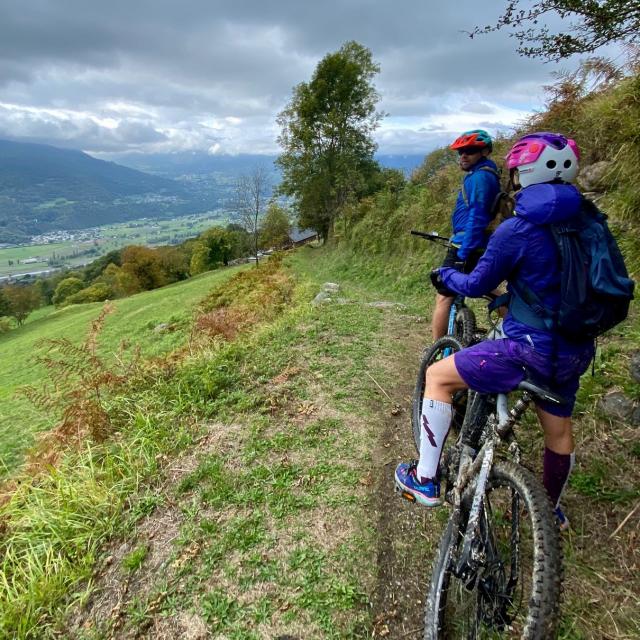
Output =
[
  {"x1": 448, "y1": 393, "x2": 531, "y2": 581},
  {"x1": 454, "y1": 436, "x2": 495, "y2": 579}
]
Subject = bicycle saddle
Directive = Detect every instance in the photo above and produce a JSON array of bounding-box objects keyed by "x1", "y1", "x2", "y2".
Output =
[{"x1": 517, "y1": 379, "x2": 567, "y2": 405}]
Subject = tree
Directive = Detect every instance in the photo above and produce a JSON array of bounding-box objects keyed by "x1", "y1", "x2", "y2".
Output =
[
  {"x1": 189, "y1": 228, "x2": 233, "y2": 275},
  {"x1": 190, "y1": 242, "x2": 211, "y2": 276},
  {"x1": 157, "y1": 245, "x2": 190, "y2": 282},
  {"x1": 120, "y1": 246, "x2": 167, "y2": 292},
  {"x1": 260, "y1": 202, "x2": 291, "y2": 249},
  {"x1": 65, "y1": 282, "x2": 112, "y2": 305},
  {"x1": 277, "y1": 41, "x2": 383, "y2": 241},
  {"x1": 225, "y1": 223, "x2": 253, "y2": 260},
  {"x1": 4, "y1": 285, "x2": 41, "y2": 326},
  {"x1": 200, "y1": 227, "x2": 232, "y2": 267},
  {"x1": 235, "y1": 167, "x2": 270, "y2": 264},
  {"x1": 52, "y1": 277, "x2": 84, "y2": 307},
  {"x1": 99, "y1": 263, "x2": 140, "y2": 297},
  {"x1": 472, "y1": 1, "x2": 640, "y2": 61}
]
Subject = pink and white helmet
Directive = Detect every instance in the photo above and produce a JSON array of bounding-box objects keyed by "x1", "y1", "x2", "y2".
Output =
[{"x1": 505, "y1": 132, "x2": 580, "y2": 188}]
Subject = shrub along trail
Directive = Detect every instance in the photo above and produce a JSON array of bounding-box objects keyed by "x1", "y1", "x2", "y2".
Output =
[{"x1": 2, "y1": 248, "x2": 638, "y2": 639}]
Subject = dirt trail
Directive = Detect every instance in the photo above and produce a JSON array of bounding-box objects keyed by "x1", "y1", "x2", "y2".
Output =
[{"x1": 369, "y1": 311, "x2": 445, "y2": 639}]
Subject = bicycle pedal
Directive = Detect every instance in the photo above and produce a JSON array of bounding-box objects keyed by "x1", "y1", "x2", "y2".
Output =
[{"x1": 399, "y1": 489, "x2": 416, "y2": 503}]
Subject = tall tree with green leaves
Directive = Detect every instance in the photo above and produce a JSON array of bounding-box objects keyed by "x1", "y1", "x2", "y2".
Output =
[
  {"x1": 0, "y1": 287, "x2": 11, "y2": 317},
  {"x1": 472, "y1": 1, "x2": 640, "y2": 61},
  {"x1": 260, "y1": 202, "x2": 291, "y2": 249},
  {"x1": 277, "y1": 41, "x2": 383, "y2": 241}
]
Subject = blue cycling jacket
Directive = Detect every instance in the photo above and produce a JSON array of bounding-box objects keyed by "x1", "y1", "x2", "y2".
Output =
[
  {"x1": 441, "y1": 182, "x2": 595, "y2": 356},
  {"x1": 450, "y1": 157, "x2": 500, "y2": 260}
]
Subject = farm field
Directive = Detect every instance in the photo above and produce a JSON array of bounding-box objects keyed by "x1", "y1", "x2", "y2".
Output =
[
  {"x1": 0, "y1": 210, "x2": 230, "y2": 278},
  {"x1": 0, "y1": 263, "x2": 245, "y2": 476}
]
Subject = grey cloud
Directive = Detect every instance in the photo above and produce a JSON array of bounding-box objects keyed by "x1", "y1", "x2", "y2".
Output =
[
  {"x1": 460, "y1": 103, "x2": 497, "y2": 115},
  {"x1": 375, "y1": 128, "x2": 452, "y2": 155},
  {"x1": 0, "y1": 0, "x2": 587, "y2": 154},
  {"x1": 0, "y1": 105, "x2": 171, "y2": 152},
  {"x1": 417, "y1": 124, "x2": 448, "y2": 133}
]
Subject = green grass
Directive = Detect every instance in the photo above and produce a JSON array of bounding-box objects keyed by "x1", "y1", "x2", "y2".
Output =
[
  {"x1": 1, "y1": 223, "x2": 639, "y2": 638},
  {"x1": 122, "y1": 545, "x2": 149, "y2": 573},
  {"x1": 0, "y1": 265, "x2": 246, "y2": 475}
]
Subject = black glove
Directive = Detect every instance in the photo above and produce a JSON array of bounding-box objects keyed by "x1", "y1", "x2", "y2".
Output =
[{"x1": 430, "y1": 269, "x2": 454, "y2": 296}]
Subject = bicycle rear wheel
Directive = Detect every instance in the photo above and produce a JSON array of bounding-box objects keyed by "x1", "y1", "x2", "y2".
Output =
[
  {"x1": 412, "y1": 336, "x2": 467, "y2": 454},
  {"x1": 423, "y1": 461, "x2": 562, "y2": 639}
]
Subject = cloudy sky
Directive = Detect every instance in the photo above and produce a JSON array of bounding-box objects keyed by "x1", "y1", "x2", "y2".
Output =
[{"x1": 0, "y1": 1, "x2": 591, "y2": 158}]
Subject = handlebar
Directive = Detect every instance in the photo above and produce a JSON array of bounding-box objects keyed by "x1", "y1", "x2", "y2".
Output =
[{"x1": 410, "y1": 230, "x2": 452, "y2": 247}]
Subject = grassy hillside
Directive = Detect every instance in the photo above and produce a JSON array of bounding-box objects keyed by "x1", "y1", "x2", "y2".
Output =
[
  {"x1": 0, "y1": 264, "x2": 247, "y2": 475},
  {"x1": 0, "y1": 242, "x2": 638, "y2": 638}
]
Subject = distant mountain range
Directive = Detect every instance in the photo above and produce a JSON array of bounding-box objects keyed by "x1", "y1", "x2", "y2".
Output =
[
  {"x1": 0, "y1": 139, "x2": 202, "y2": 243},
  {"x1": 0, "y1": 139, "x2": 426, "y2": 244},
  {"x1": 107, "y1": 151, "x2": 427, "y2": 179}
]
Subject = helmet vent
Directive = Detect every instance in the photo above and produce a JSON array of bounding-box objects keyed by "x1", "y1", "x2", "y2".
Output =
[
  {"x1": 564, "y1": 160, "x2": 572, "y2": 168},
  {"x1": 546, "y1": 160, "x2": 557, "y2": 169}
]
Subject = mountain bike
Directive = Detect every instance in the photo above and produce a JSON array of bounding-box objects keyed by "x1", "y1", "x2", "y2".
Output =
[{"x1": 405, "y1": 273, "x2": 564, "y2": 637}]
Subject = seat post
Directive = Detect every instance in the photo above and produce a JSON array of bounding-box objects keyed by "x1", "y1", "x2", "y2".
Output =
[{"x1": 497, "y1": 393, "x2": 532, "y2": 438}]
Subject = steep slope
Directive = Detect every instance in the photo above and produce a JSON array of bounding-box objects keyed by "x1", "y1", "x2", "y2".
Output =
[{"x1": 0, "y1": 139, "x2": 190, "y2": 242}]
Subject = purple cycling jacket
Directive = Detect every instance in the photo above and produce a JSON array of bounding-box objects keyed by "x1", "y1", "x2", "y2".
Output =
[{"x1": 440, "y1": 181, "x2": 595, "y2": 356}]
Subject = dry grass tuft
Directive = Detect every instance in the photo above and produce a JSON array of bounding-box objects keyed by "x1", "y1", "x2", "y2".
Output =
[{"x1": 194, "y1": 306, "x2": 257, "y2": 341}]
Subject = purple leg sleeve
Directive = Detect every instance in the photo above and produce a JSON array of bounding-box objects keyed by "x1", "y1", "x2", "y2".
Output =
[{"x1": 543, "y1": 447, "x2": 574, "y2": 508}]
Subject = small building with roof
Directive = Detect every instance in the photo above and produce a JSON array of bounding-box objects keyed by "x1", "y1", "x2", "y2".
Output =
[{"x1": 288, "y1": 227, "x2": 318, "y2": 247}]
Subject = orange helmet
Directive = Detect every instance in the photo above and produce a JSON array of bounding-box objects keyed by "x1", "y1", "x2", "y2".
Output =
[{"x1": 450, "y1": 129, "x2": 493, "y2": 151}]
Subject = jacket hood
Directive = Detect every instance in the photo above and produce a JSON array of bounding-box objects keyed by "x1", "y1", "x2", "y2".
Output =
[{"x1": 514, "y1": 182, "x2": 582, "y2": 225}]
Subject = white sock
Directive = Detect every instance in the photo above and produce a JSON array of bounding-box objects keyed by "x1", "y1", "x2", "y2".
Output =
[{"x1": 416, "y1": 398, "x2": 452, "y2": 482}]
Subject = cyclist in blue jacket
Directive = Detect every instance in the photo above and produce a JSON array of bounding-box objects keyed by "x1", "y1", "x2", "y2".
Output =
[
  {"x1": 432, "y1": 129, "x2": 500, "y2": 339},
  {"x1": 398, "y1": 132, "x2": 594, "y2": 530}
]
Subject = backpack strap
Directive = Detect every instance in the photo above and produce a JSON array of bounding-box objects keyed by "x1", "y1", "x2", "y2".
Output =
[
  {"x1": 507, "y1": 281, "x2": 557, "y2": 332},
  {"x1": 461, "y1": 166, "x2": 501, "y2": 207}
]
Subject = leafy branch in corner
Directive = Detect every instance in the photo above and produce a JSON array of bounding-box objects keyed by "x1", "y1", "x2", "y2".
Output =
[{"x1": 469, "y1": 1, "x2": 640, "y2": 61}]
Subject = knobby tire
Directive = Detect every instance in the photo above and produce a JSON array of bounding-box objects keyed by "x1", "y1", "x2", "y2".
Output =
[{"x1": 454, "y1": 305, "x2": 476, "y2": 346}]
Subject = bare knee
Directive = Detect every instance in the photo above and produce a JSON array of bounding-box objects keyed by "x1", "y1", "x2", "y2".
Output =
[
  {"x1": 434, "y1": 293, "x2": 453, "y2": 312},
  {"x1": 424, "y1": 356, "x2": 467, "y2": 402}
]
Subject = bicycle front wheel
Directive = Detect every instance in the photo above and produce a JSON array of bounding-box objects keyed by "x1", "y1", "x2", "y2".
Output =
[
  {"x1": 454, "y1": 305, "x2": 476, "y2": 346},
  {"x1": 424, "y1": 460, "x2": 562, "y2": 640},
  {"x1": 412, "y1": 336, "x2": 466, "y2": 454}
]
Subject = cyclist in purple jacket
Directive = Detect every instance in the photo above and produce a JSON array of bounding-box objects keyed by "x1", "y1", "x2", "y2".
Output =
[
  {"x1": 432, "y1": 129, "x2": 500, "y2": 339},
  {"x1": 397, "y1": 132, "x2": 594, "y2": 530}
]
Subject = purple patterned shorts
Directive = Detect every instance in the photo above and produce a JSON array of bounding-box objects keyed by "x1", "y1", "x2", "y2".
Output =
[{"x1": 453, "y1": 338, "x2": 594, "y2": 417}]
